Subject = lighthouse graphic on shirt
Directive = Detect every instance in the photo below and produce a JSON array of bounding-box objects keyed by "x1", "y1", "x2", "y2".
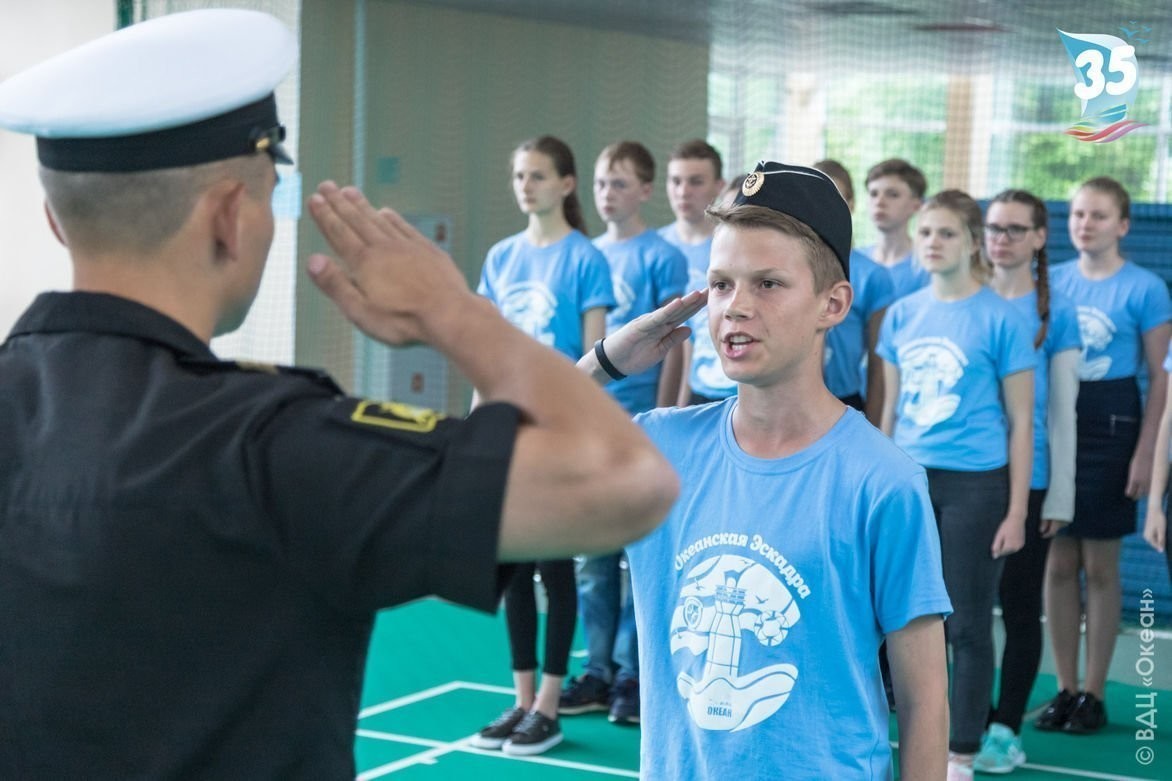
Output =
[
  {"x1": 897, "y1": 337, "x2": 968, "y2": 427},
  {"x1": 669, "y1": 548, "x2": 805, "y2": 732},
  {"x1": 1075, "y1": 306, "x2": 1115, "y2": 380},
  {"x1": 499, "y1": 282, "x2": 557, "y2": 348}
]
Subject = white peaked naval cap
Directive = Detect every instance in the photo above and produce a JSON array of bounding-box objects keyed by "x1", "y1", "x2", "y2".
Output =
[{"x1": 0, "y1": 8, "x2": 298, "y2": 171}]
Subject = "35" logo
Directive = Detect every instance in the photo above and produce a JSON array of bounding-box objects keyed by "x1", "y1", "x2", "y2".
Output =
[{"x1": 1073, "y1": 44, "x2": 1138, "y2": 101}]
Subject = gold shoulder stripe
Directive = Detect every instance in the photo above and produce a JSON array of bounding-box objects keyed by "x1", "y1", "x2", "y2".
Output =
[
  {"x1": 351, "y1": 400, "x2": 443, "y2": 433},
  {"x1": 235, "y1": 360, "x2": 280, "y2": 374}
]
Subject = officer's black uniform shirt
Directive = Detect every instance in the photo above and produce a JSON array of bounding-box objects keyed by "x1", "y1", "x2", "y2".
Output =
[{"x1": 0, "y1": 291, "x2": 519, "y2": 779}]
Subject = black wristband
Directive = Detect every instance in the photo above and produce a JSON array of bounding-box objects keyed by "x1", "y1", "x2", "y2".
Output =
[{"x1": 594, "y1": 338, "x2": 627, "y2": 381}]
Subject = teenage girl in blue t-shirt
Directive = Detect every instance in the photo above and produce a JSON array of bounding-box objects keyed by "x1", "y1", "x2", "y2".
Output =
[
  {"x1": 471, "y1": 136, "x2": 614, "y2": 756},
  {"x1": 877, "y1": 190, "x2": 1036, "y2": 780},
  {"x1": 1041, "y1": 177, "x2": 1172, "y2": 735},
  {"x1": 977, "y1": 189, "x2": 1081, "y2": 773}
]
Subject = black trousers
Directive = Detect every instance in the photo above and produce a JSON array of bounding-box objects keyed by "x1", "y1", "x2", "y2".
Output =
[
  {"x1": 503, "y1": 559, "x2": 577, "y2": 676},
  {"x1": 990, "y1": 489, "x2": 1049, "y2": 732}
]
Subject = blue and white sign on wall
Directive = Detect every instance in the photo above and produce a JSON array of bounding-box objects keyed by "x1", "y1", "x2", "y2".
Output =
[{"x1": 1057, "y1": 24, "x2": 1149, "y2": 143}]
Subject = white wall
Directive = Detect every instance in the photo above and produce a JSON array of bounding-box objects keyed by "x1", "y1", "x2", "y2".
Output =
[{"x1": 0, "y1": 0, "x2": 116, "y2": 335}]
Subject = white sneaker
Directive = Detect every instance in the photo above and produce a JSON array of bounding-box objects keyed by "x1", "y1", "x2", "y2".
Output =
[
  {"x1": 972, "y1": 722, "x2": 1026, "y2": 774},
  {"x1": 947, "y1": 757, "x2": 975, "y2": 781}
]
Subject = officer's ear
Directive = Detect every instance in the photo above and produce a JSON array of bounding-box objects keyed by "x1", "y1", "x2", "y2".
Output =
[
  {"x1": 43, "y1": 201, "x2": 68, "y2": 247},
  {"x1": 206, "y1": 178, "x2": 247, "y2": 264}
]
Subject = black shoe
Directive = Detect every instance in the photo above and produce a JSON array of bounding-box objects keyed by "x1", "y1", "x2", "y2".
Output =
[
  {"x1": 608, "y1": 678, "x2": 640, "y2": 725},
  {"x1": 558, "y1": 673, "x2": 611, "y2": 715},
  {"x1": 1034, "y1": 689, "x2": 1078, "y2": 731},
  {"x1": 1063, "y1": 691, "x2": 1107, "y2": 734},
  {"x1": 468, "y1": 706, "x2": 527, "y2": 749},
  {"x1": 502, "y1": 710, "x2": 564, "y2": 756}
]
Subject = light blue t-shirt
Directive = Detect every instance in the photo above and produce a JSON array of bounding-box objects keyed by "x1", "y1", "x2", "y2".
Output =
[
  {"x1": 877, "y1": 286, "x2": 1037, "y2": 471},
  {"x1": 859, "y1": 245, "x2": 930, "y2": 302},
  {"x1": 659, "y1": 224, "x2": 737, "y2": 399},
  {"x1": 478, "y1": 230, "x2": 615, "y2": 361},
  {"x1": 595, "y1": 230, "x2": 688, "y2": 413},
  {"x1": 629, "y1": 400, "x2": 951, "y2": 780},
  {"x1": 1004, "y1": 290, "x2": 1082, "y2": 489},
  {"x1": 1049, "y1": 260, "x2": 1172, "y2": 381},
  {"x1": 1164, "y1": 339, "x2": 1172, "y2": 373},
  {"x1": 825, "y1": 250, "x2": 895, "y2": 399}
]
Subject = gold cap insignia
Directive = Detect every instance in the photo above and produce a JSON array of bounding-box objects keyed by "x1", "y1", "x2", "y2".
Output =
[{"x1": 741, "y1": 172, "x2": 764, "y2": 197}]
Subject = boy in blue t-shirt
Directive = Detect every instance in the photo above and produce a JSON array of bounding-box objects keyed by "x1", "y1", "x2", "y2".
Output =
[
  {"x1": 813, "y1": 159, "x2": 896, "y2": 424},
  {"x1": 658, "y1": 139, "x2": 737, "y2": 404},
  {"x1": 593, "y1": 142, "x2": 689, "y2": 412},
  {"x1": 581, "y1": 162, "x2": 952, "y2": 780},
  {"x1": 559, "y1": 142, "x2": 688, "y2": 725},
  {"x1": 860, "y1": 158, "x2": 930, "y2": 301}
]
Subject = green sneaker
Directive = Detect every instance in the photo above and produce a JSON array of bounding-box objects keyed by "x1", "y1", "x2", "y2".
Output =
[{"x1": 973, "y1": 722, "x2": 1026, "y2": 774}]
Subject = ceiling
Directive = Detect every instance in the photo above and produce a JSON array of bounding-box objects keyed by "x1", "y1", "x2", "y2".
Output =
[{"x1": 407, "y1": 0, "x2": 1172, "y2": 78}]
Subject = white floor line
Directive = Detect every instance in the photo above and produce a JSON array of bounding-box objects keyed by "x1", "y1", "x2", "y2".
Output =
[
  {"x1": 358, "y1": 680, "x2": 515, "y2": 720},
  {"x1": 1017, "y1": 762, "x2": 1158, "y2": 781},
  {"x1": 356, "y1": 728, "x2": 638, "y2": 778},
  {"x1": 449, "y1": 680, "x2": 515, "y2": 696},
  {"x1": 357, "y1": 681, "x2": 465, "y2": 720},
  {"x1": 356, "y1": 744, "x2": 454, "y2": 780},
  {"x1": 888, "y1": 741, "x2": 1157, "y2": 781},
  {"x1": 356, "y1": 675, "x2": 513, "y2": 717},
  {"x1": 355, "y1": 728, "x2": 463, "y2": 779}
]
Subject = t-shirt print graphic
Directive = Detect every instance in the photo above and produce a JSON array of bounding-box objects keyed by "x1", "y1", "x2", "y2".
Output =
[
  {"x1": 669, "y1": 552, "x2": 801, "y2": 732},
  {"x1": 500, "y1": 281, "x2": 557, "y2": 348},
  {"x1": 898, "y1": 337, "x2": 968, "y2": 426},
  {"x1": 1075, "y1": 305, "x2": 1115, "y2": 380}
]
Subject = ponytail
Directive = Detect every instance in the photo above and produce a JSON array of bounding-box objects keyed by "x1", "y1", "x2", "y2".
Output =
[
  {"x1": 513, "y1": 135, "x2": 587, "y2": 233},
  {"x1": 562, "y1": 191, "x2": 587, "y2": 234}
]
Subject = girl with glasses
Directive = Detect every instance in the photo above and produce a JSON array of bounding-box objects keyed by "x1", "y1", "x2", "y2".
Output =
[{"x1": 976, "y1": 190, "x2": 1081, "y2": 772}]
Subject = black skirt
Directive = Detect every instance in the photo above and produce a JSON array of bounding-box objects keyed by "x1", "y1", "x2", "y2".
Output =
[{"x1": 1063, "y1": 378, "x2": 1141, "y2": 539}]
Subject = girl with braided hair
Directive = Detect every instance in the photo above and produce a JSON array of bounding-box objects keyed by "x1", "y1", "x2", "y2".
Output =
[{"x1": 975, "y1": 190, "x2": 1081, "y2": 773}]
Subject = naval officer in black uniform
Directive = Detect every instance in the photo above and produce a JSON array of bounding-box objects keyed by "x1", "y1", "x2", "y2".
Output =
[{"x1": 0, "y1": 9, "x2": 687, "y2": 779}]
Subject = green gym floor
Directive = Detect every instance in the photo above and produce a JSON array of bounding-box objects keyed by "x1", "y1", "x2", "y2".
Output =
[{"x1": 355, "y1": 600, "x2": 1171, "y2": 780}]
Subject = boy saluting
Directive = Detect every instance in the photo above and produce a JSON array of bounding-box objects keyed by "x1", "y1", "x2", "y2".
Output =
[{"x1": 583, "y1": 161, "x2": 952, "y2": 780}]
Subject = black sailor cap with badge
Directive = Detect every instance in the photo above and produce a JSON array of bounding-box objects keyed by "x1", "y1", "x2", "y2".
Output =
[
  {"x1": 733, "y1": 161, "x2": 853, "y2": 282},
  {"x1": 0, "y1": 8, "x2": 296, "y2": 172}
]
